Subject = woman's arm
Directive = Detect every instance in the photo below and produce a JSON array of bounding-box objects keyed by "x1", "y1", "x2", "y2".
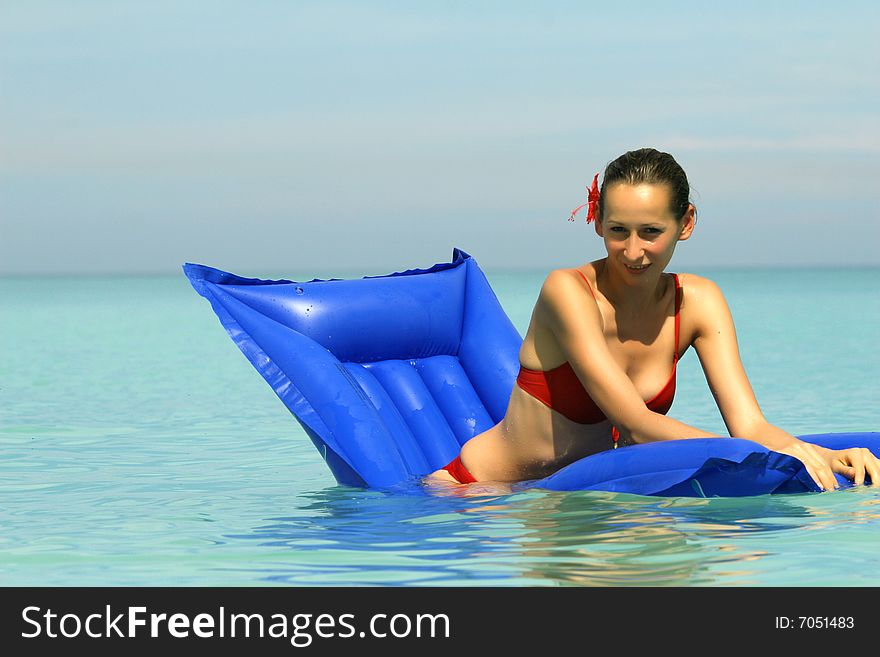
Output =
[
  {"x1": 537, "y1": 270, "x2": 719, "y2": 442},
  {"x1": 540, "y1": 269, "x2": 877, "y2": 489},
  {"x1": 690, "y1": 275, "x2": 880, "y2": 490}
]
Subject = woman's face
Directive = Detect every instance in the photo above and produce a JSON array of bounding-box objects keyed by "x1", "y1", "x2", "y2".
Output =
[{"x1": 596, "y1": 183, "x2": 695, "y2": 280}]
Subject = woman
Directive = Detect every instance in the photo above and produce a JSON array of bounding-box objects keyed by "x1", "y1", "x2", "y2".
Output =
[{"x1": 430, "y1": 148, "x2": 880, "y2": 491}]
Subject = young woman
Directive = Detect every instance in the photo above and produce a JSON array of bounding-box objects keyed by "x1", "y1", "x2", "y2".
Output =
[{"x1": 430, "y1": 148, "x2": 880, "y2": 491}]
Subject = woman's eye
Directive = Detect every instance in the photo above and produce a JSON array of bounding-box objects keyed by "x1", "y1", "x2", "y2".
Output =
[{"x1": 610, "y1": 227, "x2": 661, "y2": 234}]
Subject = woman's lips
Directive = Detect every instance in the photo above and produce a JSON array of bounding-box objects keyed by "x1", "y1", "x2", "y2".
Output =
[{"x1": 625, "y1": 264, "x2": 650, "y2": 275}]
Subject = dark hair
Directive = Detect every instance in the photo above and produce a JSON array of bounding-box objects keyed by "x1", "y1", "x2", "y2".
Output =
[{"x1": 599, "y1": 148, "x2": 694, "y2": 221}]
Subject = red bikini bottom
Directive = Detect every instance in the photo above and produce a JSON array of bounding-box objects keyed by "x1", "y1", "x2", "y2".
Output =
[{"x1": 441, "y1": 455, "x2": 477, "y2": 484}]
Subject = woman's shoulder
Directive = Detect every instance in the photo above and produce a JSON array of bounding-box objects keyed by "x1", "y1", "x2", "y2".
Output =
[
  {"x1": 533, "y1": 264, "x2": 602, "y2": 322},
  {"x1": 542, "y1": 259, "x2": 604, "y2": 285},
  {"x1": 674, "y1": 272, "x2": 724, "y2": 300},
  {"x1": 531, "y1": 265, "x2": 604, "y2": 335},
  {"x1": 539, "y1": 262, "x2": 601, "y2": 299},
  {"x1": 673, "y1": 272, "x2": 730, "y2": 329}
]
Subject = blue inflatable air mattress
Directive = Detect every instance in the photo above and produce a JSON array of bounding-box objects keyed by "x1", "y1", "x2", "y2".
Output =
[{"x1": 184, "y1": 249, "x2": 878, "y2": 497}]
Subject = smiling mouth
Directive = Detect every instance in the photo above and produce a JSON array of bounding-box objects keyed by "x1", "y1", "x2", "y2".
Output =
[{"x1": 625, "y1": 264, "x2": 650, "y2": 271}]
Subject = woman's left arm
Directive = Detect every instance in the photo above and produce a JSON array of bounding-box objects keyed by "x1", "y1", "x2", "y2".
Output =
[{"x1": 689, "y1": 276, "x2": 880, "y2": 490}]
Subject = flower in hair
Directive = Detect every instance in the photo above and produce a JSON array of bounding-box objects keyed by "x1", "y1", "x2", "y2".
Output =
[{"x1": 568, "y1": 173, "x2": 601, "y2": 223}]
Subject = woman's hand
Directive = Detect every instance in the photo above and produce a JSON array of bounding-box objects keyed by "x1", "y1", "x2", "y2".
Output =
[
  {"x1": 818, "y1": 446, "x2": 880, "y2": 488},
  {"x1": 775, "y1": 442, "x2": 880, "y2": 492}
]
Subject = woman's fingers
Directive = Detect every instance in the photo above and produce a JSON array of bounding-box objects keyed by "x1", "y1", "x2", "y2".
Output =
[
  {"x1": 830, "y1": 449, "x2": 865, "y2": 486},
  {"x1": 778, "y1": 444, "x2": 880, "y2": 491},
  {"x1": 858, "y1": 448, "x2": 880, "y2": 486},
  {"x1": 799, "y1": 446, "x2": 837, "y2": 491},
  {"x1": 864, "y1": 449, "x2": 880, "y2": 487},
  {"x1": 804, "y1": 464, "x2": 830, "y2": 491},
  {"x1": 839, "y1": 448, "x2": 880, "y2": 487},
  {"x1": 820, "y1": 466, "x2": 838, "y2": 492},
  {"x1": 837, "y1": 466, "x2": 857, "y2": 480},
  {"x1": 782, "y1": 444, "x2": 835, "y2": 491},
  {"x1": 850, "y1": 451, "x2": 866, "y2": 486},
  {"x1": 825, "y1": 447, "x2": 880, "y2": 487}
]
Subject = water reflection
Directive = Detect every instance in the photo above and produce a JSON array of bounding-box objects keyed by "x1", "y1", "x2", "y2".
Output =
[
  {"x1": 447, "y1": 489, "x2": 816, "y2": 586},
  {"x1": 229, "y1": 482, "x2": 828, "y2": 586}
]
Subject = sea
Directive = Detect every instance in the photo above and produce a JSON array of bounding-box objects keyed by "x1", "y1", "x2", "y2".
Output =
[{"x1": 2, "y1": 266, "x2": 879, "y2": 586}]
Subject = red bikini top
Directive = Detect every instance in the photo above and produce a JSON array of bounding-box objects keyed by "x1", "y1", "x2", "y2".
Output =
[{"x1": 517, "y1": 269, "x2": 681, "y2": 427}]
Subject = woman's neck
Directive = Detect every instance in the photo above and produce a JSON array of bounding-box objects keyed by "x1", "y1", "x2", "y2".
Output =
[{"x1": 595, "y1": 258, "x2": 669, "y2": 317}]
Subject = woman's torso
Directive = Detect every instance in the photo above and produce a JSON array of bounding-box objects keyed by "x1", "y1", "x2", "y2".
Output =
[{"x1": 459, "y1": 259, "x2": 697, "y2": 482}]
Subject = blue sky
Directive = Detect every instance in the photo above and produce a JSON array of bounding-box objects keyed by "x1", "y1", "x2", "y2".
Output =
[{"x1": 2, "y1": 1, "x2": 878, "y2": 275}]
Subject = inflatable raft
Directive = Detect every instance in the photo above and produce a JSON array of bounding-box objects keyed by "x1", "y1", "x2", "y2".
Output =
[{"x1": 184, "y1": 249, "x2": 878, "y2": 497}]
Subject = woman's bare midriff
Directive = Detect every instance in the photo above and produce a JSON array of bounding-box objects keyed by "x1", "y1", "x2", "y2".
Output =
[{"x1": 458, "y1": 385, "x2": 626, "y2": 482}]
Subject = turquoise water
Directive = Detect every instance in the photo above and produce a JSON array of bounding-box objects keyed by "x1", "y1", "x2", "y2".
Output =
[{"x1": 2, "y1": 267, "x2": 879, "y2": 586}]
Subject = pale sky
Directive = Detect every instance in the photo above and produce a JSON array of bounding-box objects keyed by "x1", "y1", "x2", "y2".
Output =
[{"x1": 2, "y1": 1, "x2": 878, "y2": 276}]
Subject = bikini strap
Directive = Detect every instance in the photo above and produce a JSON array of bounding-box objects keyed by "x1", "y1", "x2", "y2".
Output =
[
  {"x1": 672, "y1": 273, "x2": 681, "y2": 362},
  {"x1": 574, "y1": 269, "x2": 597, "y2": 299}
]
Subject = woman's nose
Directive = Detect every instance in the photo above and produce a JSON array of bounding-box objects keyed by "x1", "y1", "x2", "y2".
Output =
[{"x1": 623, "y1": 235, "x2": 645, "y2": 260}]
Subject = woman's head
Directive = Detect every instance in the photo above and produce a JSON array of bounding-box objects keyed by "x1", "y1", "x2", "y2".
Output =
[
  {"x1": 592, "y1": 148, "x2": 697, "y2": 278},
  {"x1": 599, "y1": 148, "x2": 693, "y2": 221}
]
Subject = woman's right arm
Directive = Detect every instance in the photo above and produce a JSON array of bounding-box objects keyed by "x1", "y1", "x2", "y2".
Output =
[{"x1": 536, "y1": 270, "x2": 719, "y2": 444}]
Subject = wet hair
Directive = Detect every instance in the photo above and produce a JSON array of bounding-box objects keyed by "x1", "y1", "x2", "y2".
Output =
[{"x1": 599, "y1": 148, "x2": 694, "y2": 221}]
